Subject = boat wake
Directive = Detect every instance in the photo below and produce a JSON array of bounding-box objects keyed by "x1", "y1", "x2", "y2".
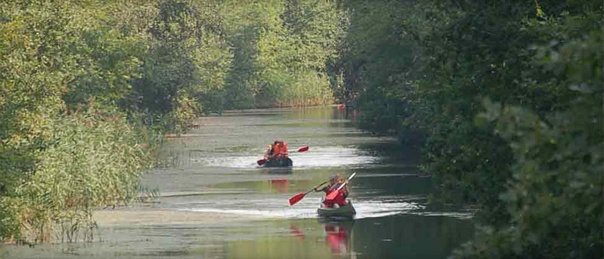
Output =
[{"x1": 176, "y1": 199, "x2": 424, "y2": 220}]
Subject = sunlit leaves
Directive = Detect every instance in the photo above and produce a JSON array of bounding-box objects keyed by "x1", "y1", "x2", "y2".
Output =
[
  {"x1": 221, "y1": 0, "x2": 343, "y2": 109},
  {"x1": 0, "y1": 0, "x2": 153, "y2": 242}
]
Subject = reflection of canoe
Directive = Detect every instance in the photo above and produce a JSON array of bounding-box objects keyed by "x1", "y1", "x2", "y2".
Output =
[
  {"x1": 260, "y1": 168, "x2": 293, "y2": 174},
  {"x1": 317, "y1": 200, "x2": 356, "y2": 218},
  {"x1": 263, "y1": 157, "x2": 293, "y2": 167}
]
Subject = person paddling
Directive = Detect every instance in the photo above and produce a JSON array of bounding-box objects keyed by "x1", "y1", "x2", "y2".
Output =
[
  {"x1": 315, "y1": 175, "x2": 337, "y2": 194},
  {"x1": 315, "y1": 174, "x2": 350, "y2": 208},
  {"x1": 264, "y1": 143, "x2": 274, "y2": 160},
  {"x1": 267, "y1": 140, "x2": 289, "y2": 160}
]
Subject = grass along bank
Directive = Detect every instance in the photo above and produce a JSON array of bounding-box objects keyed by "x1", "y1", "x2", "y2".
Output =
[{"x1": 0, "y1": 108, "x2": 159, "y2": 243}]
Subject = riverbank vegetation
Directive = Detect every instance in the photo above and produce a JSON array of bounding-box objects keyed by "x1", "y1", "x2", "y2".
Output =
[
  {"x1": 336, "y1": 0, "x2": 602, "y2": 258},
  {"x1": 0, "y1": 0, "x2": 342, "y2": 242}
]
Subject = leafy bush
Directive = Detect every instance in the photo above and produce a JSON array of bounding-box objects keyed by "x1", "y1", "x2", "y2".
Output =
[{"x1": 335, "y1": 0, "x2": 603, "y2": 257}]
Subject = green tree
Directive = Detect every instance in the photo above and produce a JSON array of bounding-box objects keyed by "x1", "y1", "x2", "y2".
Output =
[
  {"x1": 221, "y1": 0, "x2": 343, "y2": 109},
  {"x1": 335, "y1": 0, "x2": 603, "y2": 257},
  {"x1": 0, "y1": 0, "x2": 155, "y2": 242},
  {"x1": 454, "y1": 24, "x2": 603, "y2": 259}
]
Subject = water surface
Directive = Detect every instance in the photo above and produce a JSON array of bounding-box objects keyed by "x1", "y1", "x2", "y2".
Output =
[{"x1": 2, "y1": 106, "x2": 474, "y2": 259}]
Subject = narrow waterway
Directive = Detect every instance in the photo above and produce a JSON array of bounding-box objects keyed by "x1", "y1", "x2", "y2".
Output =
[{"x1": 2, "y1": 106, "x2": 474, "y2": 259}]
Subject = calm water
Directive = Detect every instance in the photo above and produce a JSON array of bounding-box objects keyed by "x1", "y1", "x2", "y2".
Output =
[{"x1": 2, "y1": 106, "x2": 474, "y2": 258}]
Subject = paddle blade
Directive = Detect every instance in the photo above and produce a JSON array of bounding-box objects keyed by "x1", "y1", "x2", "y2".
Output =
[
  {"x1": 288, "y1": 192, "x2": 306, "y2": 206},
  {"x1": 297, "y1": 146, "x2": 309, "y2": 152},
  {"x1": 257, "y1": 159, "x2": 267, "y2": 166},
  {"x1": 325, "y1": 189, "x2": 341, "y2": 201},
  {"x1": 325, "y1": 172, "x2": 355, "y2": 201}
]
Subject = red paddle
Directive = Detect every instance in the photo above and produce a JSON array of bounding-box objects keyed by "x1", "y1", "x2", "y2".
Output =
[
  {"x1": 325, "y1": 172, "x2": 356, "y2": 201},
  {"x1": 297, "y1": 146, "x2": 309, "y2": 152},
  {"x1": 289, "y1": 176, "x2": 333, "y2": 206},
  {"x1": 257, "y1": 145, "x2": 309, "y2": 166}
]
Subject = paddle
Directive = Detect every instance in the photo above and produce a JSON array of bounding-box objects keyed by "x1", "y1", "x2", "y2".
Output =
[
  {"x1": 288, "y1": 176, "x2": 334, "y2": 206},
  {"x1": 325, "y1": 172, "x2": 356, "y2": 201},
  {"x1": 257, "y1": 145, "x2": 309, "y2": 166}
]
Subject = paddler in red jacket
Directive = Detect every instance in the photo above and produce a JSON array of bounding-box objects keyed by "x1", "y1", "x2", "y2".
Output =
[
  {"x1": 314, "y1": 174, "x2": 349, "y2": 208},
  {"x1": 267, "y1": 140, "x2": 289, "y2": 160}
]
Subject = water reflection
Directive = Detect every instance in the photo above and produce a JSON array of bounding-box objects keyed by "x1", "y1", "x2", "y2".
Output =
[
  {"x1": 268, "y1": 179, "x2": 290, "y2": 193},
  {"x1": 260, "y1": 168, "x2": 293, "y2": 175},
  {"x1": 289, "y1": 225, "x2": 306, "y2": 241},
  {"x1": 288, "y1": 220, "x2": 355, "y2": 257},
  {"x1": 321, "y1": 220, "x2": 354, "y2": 256},
  {"x1": 224, "y1": 215, "x2": 472, "y2": 259}
]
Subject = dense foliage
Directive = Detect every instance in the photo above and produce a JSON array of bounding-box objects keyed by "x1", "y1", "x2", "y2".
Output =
[
  {"x1": 219, "y1": 0, "x2": 345, "y2": 109},
  {"x1": 0, "y1": 0, "x2": 343, "y2": 242},
  {"x1": 336, "y1": 0, "x2": 602, "y2": 257}
]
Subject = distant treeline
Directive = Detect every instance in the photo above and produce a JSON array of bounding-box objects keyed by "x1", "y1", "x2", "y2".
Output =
[
  {"x1": 336, "y1": 0, "x2": 602, "y2": 258},
  {"x1": 0, "y1": 0, "x2": 343, "y2": 242}
]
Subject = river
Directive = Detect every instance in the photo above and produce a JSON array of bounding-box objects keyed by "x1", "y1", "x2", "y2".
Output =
[{"x1": 2, "y1": 106, "x2": 474, "y2": 259}]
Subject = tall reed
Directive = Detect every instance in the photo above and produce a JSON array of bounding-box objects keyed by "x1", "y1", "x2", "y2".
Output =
[{"x1": 0, "y1": 109, "x2": 152, "y2": 243}]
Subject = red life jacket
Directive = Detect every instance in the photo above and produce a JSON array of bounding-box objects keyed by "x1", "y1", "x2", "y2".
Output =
[
  {"x1": 280, "y1": 142, "x2": 288, "y2": 155},
  {"x1": 323, "y1": 183, "x2": 348, "y2": 207}
]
